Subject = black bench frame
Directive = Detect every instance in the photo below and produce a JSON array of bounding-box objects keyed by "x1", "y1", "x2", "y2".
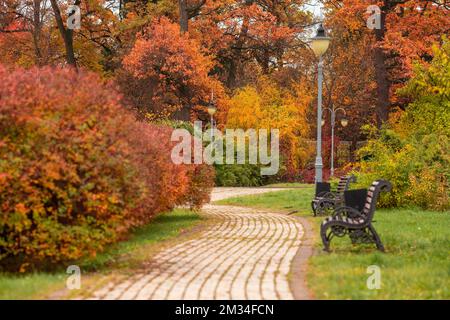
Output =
[
  {"x1": 311, "y1": 175, "x2": 356, "y2": 216},
  {"x1": 320, "y1": 180, "x2": 392, "y2": 252}
]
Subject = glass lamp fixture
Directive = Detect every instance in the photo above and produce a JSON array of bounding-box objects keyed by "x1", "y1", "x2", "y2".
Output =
[
  {"x1": 310, "y1": 24, "x2": 331, "y2": 57},
  {"x1": 207, "y1": 104, "x2": 216, "y2": 116},
  {"x1": 341, "y1": 118, "x2": 348, "y2": 127}
]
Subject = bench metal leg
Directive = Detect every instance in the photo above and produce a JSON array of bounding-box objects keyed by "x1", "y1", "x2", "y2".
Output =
[
  {"x1": 368, "y1": 224, "x2": 385, "y2": 252},
  {"x1": 320, "y1": 224, "x2": 331, "y2": 252},
  {"x1": 311, "y1": 201, "x2": 317, "y2": 216}
]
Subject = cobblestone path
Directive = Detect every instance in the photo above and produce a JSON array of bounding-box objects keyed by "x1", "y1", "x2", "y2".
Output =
[{"x1": 89, "y1": 188, "x2": 304, "y2": 300}]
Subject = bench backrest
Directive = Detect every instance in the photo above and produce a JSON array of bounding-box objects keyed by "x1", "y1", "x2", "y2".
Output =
[
  {"x1": 336, "y1": 175, "x2": 356, "y2": 195},
  {"x1": 362, "y1": 180, "x2": 392, "y2": 223},
  {"x1": 315, "y1": 182, "x2": 331, "y2": 196},
  {"x1": 344, "y1": 188, "x2": 367, "y2": 212}
]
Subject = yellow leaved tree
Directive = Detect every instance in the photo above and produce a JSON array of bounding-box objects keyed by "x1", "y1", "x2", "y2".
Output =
[{"x1": 226, "y1": 77, "x2": 313, "y2": 178}]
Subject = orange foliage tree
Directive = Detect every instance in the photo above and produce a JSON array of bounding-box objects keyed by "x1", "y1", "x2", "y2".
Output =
[{"x1": 120, "y1": 16, "x2": 226, "y2": 121}]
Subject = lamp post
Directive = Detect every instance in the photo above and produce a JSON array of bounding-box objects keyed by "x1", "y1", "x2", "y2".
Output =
[
  {"x1": 207, "y1": 90, "x2": 216, "y2": 142},
  {"x1": 322, "y1": 106, "x2": 348, "y2": 177},
  {"x1": 310, "y1": 24, "x2": 331, "y2": 183}
]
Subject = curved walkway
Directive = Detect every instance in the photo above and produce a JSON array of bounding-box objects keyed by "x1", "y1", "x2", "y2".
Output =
[{"x1": 89, "y1": 188, "x2": 305, "y2": 300}]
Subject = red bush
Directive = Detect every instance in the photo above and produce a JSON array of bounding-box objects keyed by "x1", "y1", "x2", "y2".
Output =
[
  {"x1": 0, "y1": 65, "x2": 213, "y2": 271},
  {"x1": 183, "y1": 164, "x2": 215, "y2": 210}
]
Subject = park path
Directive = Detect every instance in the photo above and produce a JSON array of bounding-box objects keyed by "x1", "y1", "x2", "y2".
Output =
[{"x1": 89, "y1": 187, "x2": 305, "y2": 300}]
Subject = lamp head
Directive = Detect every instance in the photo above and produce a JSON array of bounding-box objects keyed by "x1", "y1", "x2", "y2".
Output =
[
  {"x1": 341, "y1": 118, "x2": 348, "y2": 127},
  {"x1": 207, "y1": 103, "x2": 216, "y2": 116},
  {"x1": 310, "y1": 24, "x2": 331, "y2": 57}
]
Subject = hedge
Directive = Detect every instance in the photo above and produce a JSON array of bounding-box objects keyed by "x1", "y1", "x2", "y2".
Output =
[{"x1": 0, "y1": 66, "x2": 214, "y2": 271}]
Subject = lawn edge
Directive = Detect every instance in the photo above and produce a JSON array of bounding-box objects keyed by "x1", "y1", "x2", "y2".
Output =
[{"x1": 289, "y1": 215, "x2": 316, "y2": 300}]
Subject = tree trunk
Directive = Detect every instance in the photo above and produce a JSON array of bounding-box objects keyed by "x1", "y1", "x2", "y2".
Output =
[
  {"x1": 373, "y1": 5, "x2": 390, "y2": 127},
  {"x1": 32, "y1": 0, "x2": 43, "y2": 66},
  {"x1": 50, "y1": 0, "x2": 78, "y2": 68},
  {"x1": 227, "y1": 59, "x2": 238, "y2": 88},
  {"x1": 256, "y1": 49, "x2": 270, "y2": 74},
  {"x1": 178, "y1": 0, "x2": 188, "y2": 33},
  {"x1": 226, "y1": 1, "x2": 252, "y2": 88},
  {"x1": 350, "y1": 137, "x2": 358, "y2": 162}
]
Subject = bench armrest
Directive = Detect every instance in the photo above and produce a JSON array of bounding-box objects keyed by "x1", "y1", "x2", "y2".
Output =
[
  {"x1": 321, "y1": 192, "x2": 339, "y2": 199},
  {"x1": 333, "y1": 206, "x2": 363, "y2": 219}
]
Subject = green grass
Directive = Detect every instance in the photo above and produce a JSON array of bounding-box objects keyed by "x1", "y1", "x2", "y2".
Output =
[
  {"x1": 0, "y1": 208, "x2": 201, "y2": 300},
  {"x1": 216, "y1": 187, "x2": 315, "y2": 215},
  {"x1": 0, "y1": 273, "x2": 66, "y2": 300},
  {"x1": 263, "y1": 182, "x2": 311, "y2": 188},
  {"x1": 217, "y1": 186, "x2": 450, "y2": 299}
]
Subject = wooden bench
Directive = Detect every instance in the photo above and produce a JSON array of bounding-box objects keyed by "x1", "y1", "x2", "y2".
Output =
[
  {"x1": 320, "y1": 180, "x2": 392, "y2": 252},
  {"x1": 311, "y1": 175, "x2": 356, "y2": 216}
]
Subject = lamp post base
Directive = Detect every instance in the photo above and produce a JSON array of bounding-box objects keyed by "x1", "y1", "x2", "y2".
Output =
[{"x1": 315, "y1": 157, "x2": 323, "y2": 183}]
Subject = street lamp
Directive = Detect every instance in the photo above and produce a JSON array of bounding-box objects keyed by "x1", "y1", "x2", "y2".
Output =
[
  {"x1": 310, "y1": 23, "x2": 331, "y2": 183},
  {"x1": 207, "y1": 90, "x2": 216, "y2": 142},
  {"x1": 323, "y1": 106, "x2": 347, "y2": 177}
]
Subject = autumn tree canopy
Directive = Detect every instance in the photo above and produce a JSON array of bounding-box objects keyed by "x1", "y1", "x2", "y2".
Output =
[
  {"x1": 0, "y1": 0, "x2": 448, "y2": 172},
  {"x1": 323, "y1": 0, "x2": 450, "y2": 125},
  {"x1": 120, "y1": 17, "x2": 225, "y2": 120}
]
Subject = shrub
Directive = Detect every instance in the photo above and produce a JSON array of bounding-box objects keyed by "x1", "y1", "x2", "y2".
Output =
[
  {"x1": 154, "y1": 119, "x2": 215, "y2": 208},
  {"x1": 213, "y1": 133, "x2": 275, "y2": 187},
  {"x1": 183, "y1": 164, "x2": 215, "y2": 209},
  {"x1": 0, "y1": 66, "x2": 213, "y2": 271},
  {"x1": 125, "y1": 123, "x2": 192, "y2": 221},
  {"x1": 355, "y1": 130, "x2": 449, "y2": 210},
  {"x1": 406, "y1": 165, "x2": 449, "y2": 211},
  {"x1": 215, "y1": 164, "x2": 265, "y2": 187}
]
